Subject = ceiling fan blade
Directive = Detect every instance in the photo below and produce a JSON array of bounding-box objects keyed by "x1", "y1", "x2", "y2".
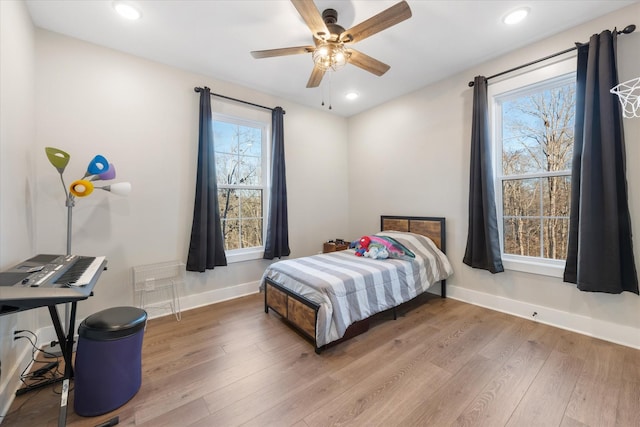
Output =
[
  {"x1": 340, "y1": 1, "x2": 412, "y2": 43},
  {"x1": 348, "y1": 49, "x2": 390, "y2": 76},
  {"x1": 306, "y1": 64, "x2": 326, "y2": 88},
  {"x1": 251, "y1": 46, "x2": 315, "y2": 59},
  {"x1": 290, "y1": 0, "x2": 330, "y2": 40}
]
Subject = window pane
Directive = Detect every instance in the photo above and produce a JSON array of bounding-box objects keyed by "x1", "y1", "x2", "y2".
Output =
[
  {"x1": 542, "y1": 176, "x2": 571, "y2": 217},
  {"x1": 216, "y1": 151, "x2": 238, "y2": 185},
  {"x1": 543, "y1": 218, "x2": 569, "y2": 260},
  {"x1": 502, "y1": 134, "x2": 542, "y2": 175},
  {"x1": 215, "y1": 122, "x2": 263, "y2": 186},
  {"x1": 238, "y1": 189, "x2": 262, "y2": 218},
  {"x1": 239, "y1": 126, "x2": 262, "y2": 157},
  {"x1": 503, "y1": 217, "x2": 541, "y2": 257},
  {"x1": 218, "y1": 189, "x2": 239, "y2": 219},
  {"x1": 503, "y1": 178, "x2": 540, "y2": 217},
  {"x1": 239, "y1": 190, "x2": 262, "y2": 249},
  {"x1": 502, "y1": 83, "x2": 575, "y2": 175},
  {"x1": 213, "y1": 121, "x2": 237, "y2": 154},
  {"x1": 221, "y1": 218, "x2": 240, "y2": 250},
  {"x1": 241, "y1": 218, "x2": 263, "y2": 248},
  {"x1": 238, "y1": 155, "x2": 262, "y2": 185}
]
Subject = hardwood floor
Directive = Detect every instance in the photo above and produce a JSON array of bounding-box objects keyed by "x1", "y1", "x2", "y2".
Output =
[{"x1": 4, "y1": 293, "x2": 639, "y2": 426}]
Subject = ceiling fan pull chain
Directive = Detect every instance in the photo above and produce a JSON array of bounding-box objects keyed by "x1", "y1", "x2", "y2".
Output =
[{"x1": 328, "y1": 71, "x2": 333, "y2": 110}]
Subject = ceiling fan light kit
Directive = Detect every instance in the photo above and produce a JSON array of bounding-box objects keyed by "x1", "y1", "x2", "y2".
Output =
[
  {"x1": 312, "y1": 41, "x2": 351, "y2": 71},
  {"x1": 250, "y1": 0, "x2": 412, "y2": 89}
]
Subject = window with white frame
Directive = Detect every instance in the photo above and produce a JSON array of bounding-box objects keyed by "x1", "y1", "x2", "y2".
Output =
[
  {"x1": 490, "y1": 58, "x2": 576, "y2": 277},
  {"x1": 213, "y1": 113, "x2": 269, "y2": 262}
]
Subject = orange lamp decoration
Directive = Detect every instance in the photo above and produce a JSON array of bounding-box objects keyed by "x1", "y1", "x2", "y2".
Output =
[{"x1": 69, "y1": 180, "x2": 94, "y2": 197}]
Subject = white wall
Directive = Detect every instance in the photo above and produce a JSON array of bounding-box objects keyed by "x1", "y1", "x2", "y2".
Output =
[
  {"x1": 0, "y1": 4, "x2": 37, "y2": 269},
  {"x1": 348, "y1": 3, "x2": 640, "y2": 348},
  {"x1": 32, "y1": 29, "x2": 350, "y2": 324},
  {"x1": 0, "y1": 0, "x2": 40, "y2": 417}
]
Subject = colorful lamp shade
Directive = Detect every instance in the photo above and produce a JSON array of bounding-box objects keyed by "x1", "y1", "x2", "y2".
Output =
[
  {"x1": 70, "y1": 179, "x2": 95, "y2": 197},
  {"x1": 85, "y1": 155, "x2": 109, "y2": 176},
  {"x1": 45, "y1": 147, "x2": 71, "y2": 174},
  {"x1": 45, "y1": 147, "x2": 131, "y2": 258},
  {"x1": 98, "y1": 163, "x2": 116, "y2": 181},
  {"x1": 99, "y1": 182, "x2": 132, "y2": 196},
  {"x1": 45, "y1": 147, "x2": 131, "y2": 198}
]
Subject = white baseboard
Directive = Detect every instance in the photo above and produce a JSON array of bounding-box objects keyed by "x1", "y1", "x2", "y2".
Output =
[
  {"x1": 177, "y1": 281, "x2": 260, "y2": 317},
  {"x1": 447, "y1": 285, "x2": 640, "y2": 350},
  {"x1": 36, "y1": 281, "x2": 261, "y2": 343},
  {"x1": 140, "y1": 280, "x2": 261, "y2": 320}
]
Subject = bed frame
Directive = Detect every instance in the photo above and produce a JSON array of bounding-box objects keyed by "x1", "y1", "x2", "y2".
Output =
[{"x1": 264, "y1": 215, "x2": 447, "y2": 353}]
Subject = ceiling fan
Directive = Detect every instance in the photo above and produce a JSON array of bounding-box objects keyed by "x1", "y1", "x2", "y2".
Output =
[{"x1": 250, "y1": 0, "x2": 412, "y2": 88}]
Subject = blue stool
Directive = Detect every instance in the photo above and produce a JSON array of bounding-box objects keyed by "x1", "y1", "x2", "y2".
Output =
[{"x1": 74, "y1": 306, "x2": 147, "y2": 417}]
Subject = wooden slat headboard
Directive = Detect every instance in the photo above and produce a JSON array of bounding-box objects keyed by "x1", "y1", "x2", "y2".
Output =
[{"x1": 380, "y1": 216, "x2": 446, "y2": 253}]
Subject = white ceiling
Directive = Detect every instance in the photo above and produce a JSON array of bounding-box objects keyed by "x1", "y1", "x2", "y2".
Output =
[{"x1": 25, "y1": 0, "x2": 637, "y2": 117}]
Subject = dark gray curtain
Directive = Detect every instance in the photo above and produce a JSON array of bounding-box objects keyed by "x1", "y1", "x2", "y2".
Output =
[
  {"x1": 463, "y1": 76, "x2": 504, "y2": 273},
  {"x1": 186, "y1": 87, "x2": 227, "y2": 272},
  {"x1": 563, "y1": 31, "x2": 638, "y2": 294},
  {"x1": 263, "y1": 107, "x2": 291, "y2": 259}
]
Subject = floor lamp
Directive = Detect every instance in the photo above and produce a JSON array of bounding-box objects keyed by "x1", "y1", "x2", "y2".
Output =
[{"x1": 44, "y1": 147, "x2": 131, "y2": 354}]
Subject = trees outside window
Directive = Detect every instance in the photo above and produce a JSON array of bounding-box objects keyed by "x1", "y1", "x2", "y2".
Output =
[
  {"x1": 213, "y1": 116, "x2": 268, "y2": 255},
  {"x1": 493, "y1": 64, "x2": 576, "y2": 273}
]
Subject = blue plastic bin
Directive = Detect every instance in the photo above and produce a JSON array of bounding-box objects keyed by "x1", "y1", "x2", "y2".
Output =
[{"x1": 74, "y1": 306, "x2": 147, "y2": 417}]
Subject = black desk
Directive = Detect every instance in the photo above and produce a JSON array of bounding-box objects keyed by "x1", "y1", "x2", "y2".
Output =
[{"x1": 0, "y1": 254, "x2": 107, "y2": 427}]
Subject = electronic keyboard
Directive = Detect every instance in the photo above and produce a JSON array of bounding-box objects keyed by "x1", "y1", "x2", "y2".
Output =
[{"x1": 0, "y1": 254, "x2": 107, "y2": 315}]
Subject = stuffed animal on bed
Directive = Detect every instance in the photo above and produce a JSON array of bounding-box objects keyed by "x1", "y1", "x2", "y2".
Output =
[
  {"x1": 364, "y1": 245, "x2": 389, "y2": 259},
  {"x1": 353, "y1": 236, "x2": 371, "y2": 257},
  {"x1": 353, "y1": 234, "x2": 416, "y2": 260}
]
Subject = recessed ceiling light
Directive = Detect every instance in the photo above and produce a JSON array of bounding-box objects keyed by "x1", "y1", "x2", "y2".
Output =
[
  {"x1": 503, "y1": 7, "x2": 529, "y2": 25},
  {"x1": 345, "y1": 91, "x2": 359, "y2": 100},
  {"x1": 113, "y1": 1, "x2": 142, "y2": 20}
]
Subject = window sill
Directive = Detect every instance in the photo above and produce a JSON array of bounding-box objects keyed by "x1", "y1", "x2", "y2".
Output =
[
  {"x1": 502, "y1": 255, "x2": 565, "y2": 278},
  {"x1": 225, "y1": 247, "x2": 264, "y2": 264}
]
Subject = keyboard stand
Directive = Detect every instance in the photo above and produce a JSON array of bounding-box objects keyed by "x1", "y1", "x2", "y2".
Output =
[
  {"x1": 14, "y1": 302, "x2": 80, "y2": 426},
  {"x1": 49, "y1": 301, "x2": 77, "y2": 427},
  {"x1": 15, "y1": 304, "x2": 81, "y2": 396}
]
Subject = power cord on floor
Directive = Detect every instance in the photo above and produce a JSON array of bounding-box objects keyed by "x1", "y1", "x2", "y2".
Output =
[{"x1": 14, "y1": 330, "x2": 65, "y2": 392}]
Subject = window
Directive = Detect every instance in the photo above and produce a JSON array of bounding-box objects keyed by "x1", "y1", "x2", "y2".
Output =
[
  {"x1": 213, "y1": 113, "x2": 269, "y2": 262},
  {"x1": 490, "y1": 58, "x2": 576, "y2": 277}
]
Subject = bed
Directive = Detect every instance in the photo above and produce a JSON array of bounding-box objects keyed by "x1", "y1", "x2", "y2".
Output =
[{"x1": 261, "y1": 215, "x2": 453, "y2": 353}]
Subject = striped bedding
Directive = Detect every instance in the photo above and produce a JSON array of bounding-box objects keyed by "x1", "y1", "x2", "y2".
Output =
[{"x1": 261, "y1": 231, "x2": 453, "y2": 347}]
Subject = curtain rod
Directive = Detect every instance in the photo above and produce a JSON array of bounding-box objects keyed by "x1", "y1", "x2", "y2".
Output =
[
  {"x1": 468, "y1": 24, "x2": 636, "y2": 87},
  {"x1": 194, "y1": 86, "x2": 284, "y2": 114}
]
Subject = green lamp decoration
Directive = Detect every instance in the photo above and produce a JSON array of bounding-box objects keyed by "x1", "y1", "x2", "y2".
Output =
[{"x1": 45, "y1": 147, "x2": 132, "y2": 255}]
